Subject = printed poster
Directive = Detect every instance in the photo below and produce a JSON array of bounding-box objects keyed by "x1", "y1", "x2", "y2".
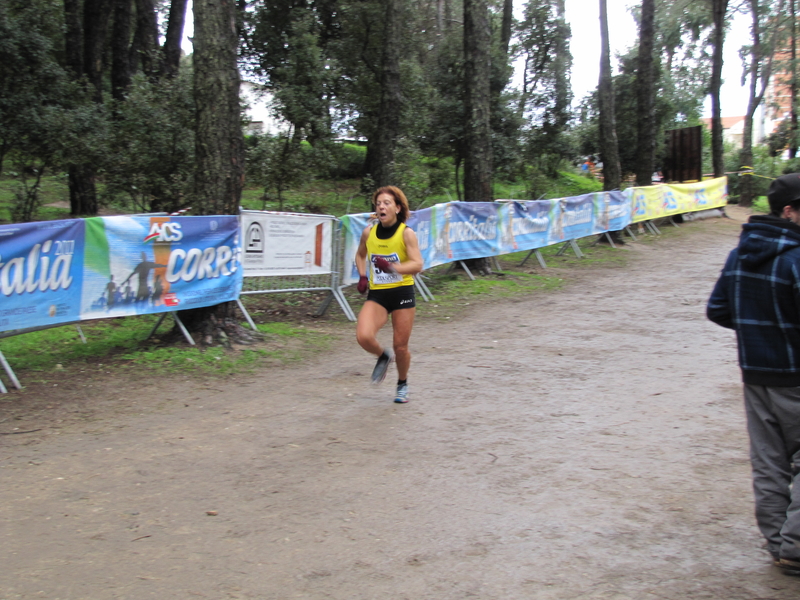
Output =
[
  {"x1": 241, "y1": 211, "x2": 334, "y2": 277},
  {"x1": 0, "y1": 219, "x2": 85, "y2": 332}
]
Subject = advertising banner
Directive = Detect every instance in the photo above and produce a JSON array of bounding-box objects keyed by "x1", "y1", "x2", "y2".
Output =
[
  {"x1": 0, "y1": 219, "x2": 85, "y2": 332},
  {"x1": 630, "y1": 176, "x2": 728, "y2": 223},
  {"x1": 241, "y1": 211, "x2": 334, "y2": 277},
  {"x1": 592, "y1": 191, "x2": 631, "y2": 234},
  {"x1": 500, "y1": 200, "x2": 554, "y2": 254},
  {"x1": 0, "y1": 215, "x2": 241, "y2": 334},
  {"x1": 407, "y1": 206, "x2": 437, "y2": 269},
  {"x1": 339, "y1": 177, "x2": 728, "y2": 287},
  {"x1": 552, "y1": 194, "x2": 595, "y2": 243},
  {"x1": 81, "y1": 215, "x2": 242, "y2": 320},
  {"x1": 436, "y1": 202, "x2": 500, "y2": 262}
]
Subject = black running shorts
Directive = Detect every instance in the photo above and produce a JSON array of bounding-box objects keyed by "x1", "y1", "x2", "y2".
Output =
[{"x1": 367, "y1": 285, "x2": 416, "y2": 313}]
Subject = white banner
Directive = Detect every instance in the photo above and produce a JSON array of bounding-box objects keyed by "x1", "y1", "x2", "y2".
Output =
[{"x1": 241, "y1": 211, "x2": 334, "y2": 277}]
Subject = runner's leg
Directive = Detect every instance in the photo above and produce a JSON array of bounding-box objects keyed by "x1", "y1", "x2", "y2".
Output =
[
  {"x1": 391, "y1": 307, "x2": 415, "y2": 381},
  {"x1": 356, "y1": 300, "x2": 389, "y2": 357}
]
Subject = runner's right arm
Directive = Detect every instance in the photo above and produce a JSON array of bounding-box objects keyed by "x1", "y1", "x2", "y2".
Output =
[{"x1": 355, "y1": 226, "x2": 372, "y2": 278}]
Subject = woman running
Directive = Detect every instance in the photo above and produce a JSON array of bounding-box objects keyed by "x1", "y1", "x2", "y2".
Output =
[{"x1": 355, "y1": 186, "x2": 423, "y2": 403}]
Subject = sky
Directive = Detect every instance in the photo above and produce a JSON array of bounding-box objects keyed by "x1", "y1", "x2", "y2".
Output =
[{"x1": 182, "y1": 0, "x2": 753, "y2": 119}]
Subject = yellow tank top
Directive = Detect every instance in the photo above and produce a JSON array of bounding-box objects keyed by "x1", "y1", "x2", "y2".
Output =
[{"x1": 367, "y1": 222, "x2": 415, "y2": 289}]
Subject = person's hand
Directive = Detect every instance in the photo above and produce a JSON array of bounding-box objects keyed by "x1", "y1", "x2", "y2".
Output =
[
  {"x1": 373, "y1": 257, "x2": 395, "y2": 274},
  {"x1": 357, "y1": 275, "x2": 369, "y2": 294}
]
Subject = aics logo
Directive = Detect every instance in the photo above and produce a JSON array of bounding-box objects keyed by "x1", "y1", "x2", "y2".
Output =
[{"x1": 143, "y1": 222, "x2": 183, "y2": 243}]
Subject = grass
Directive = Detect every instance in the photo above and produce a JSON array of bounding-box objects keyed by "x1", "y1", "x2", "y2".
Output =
[{"x1": 0, "y1": 315, "x2": 328, "y2": 380}]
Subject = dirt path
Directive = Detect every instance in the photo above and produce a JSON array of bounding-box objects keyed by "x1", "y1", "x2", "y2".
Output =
[{"x1": 3, "y1": 210, "x2": 800, "y2": 600}]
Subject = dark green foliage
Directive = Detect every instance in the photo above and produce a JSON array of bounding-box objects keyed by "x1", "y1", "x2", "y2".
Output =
[{"x1": 103, "y1": 71, "x2": 196, "y2": 214}]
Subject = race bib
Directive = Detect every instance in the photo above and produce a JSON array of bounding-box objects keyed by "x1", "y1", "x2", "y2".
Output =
[{"x1": 370, "y1": 253, "x2": 403, "y2": 285}]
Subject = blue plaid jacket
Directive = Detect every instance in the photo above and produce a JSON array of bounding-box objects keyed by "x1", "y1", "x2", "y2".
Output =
[{"x1": 707, "y1": 215, "x2": 800, "y2": 387}]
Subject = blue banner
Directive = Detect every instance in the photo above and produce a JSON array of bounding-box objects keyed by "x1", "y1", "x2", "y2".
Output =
[
  {"x1": 0, "y1": 219, "x2": 86, "y2": 331},
  {"x1": 0, "y1": 215, "x2": 242, "y2": 334}
]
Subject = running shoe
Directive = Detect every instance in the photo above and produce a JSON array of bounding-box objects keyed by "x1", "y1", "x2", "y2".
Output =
[
  {"x1": 371, "y1": 351, "x2": 393, "y2": 384},
  {"x1": 394, "y1": 381, "x2": 409, "y2": 403}
]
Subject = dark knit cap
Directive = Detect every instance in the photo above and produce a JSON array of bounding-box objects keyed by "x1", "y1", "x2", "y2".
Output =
[{"x1": 768, "y1": 173, "x2": 800, "y2": 215}]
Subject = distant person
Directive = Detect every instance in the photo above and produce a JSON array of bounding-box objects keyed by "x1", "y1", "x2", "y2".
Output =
[
  {"x1": 355, "y1": 186, "x2": 423, "y2": 404},
  {"x1": 582, "y1": 157, "x2": 596, "y2": 178},
  {"x1": 121, "y1": 252, "x2": 166, "y2": 304},
  {"x1": 104, "y1": 275, "x2": 117, "y2": 309},
  {"x1": 707, "y1": 173, "x2": 800, "y2": 576},
  {"x1": 152, "y1": 275, "x2": 164, "y2": 306}
]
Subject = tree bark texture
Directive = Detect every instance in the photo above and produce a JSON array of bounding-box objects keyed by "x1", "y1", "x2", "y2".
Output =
[
  {"x1": 370, "y1": 0, "x2": 403, "y2": 188},
  {"x1": 500, "y1": 0, "x2": 513, "y2": 55},
  {"x1": 83, "y1": 0, "x2": 114, "y2": 103},
  {"x1": 553, "y1": 0, "x2": 570, "y2": 133},
  {"x1": 710, "y1": 0, "x2": 729, "y2": 178},
  {"x1": 634, "y1": 0, "x2": 656, "y2": 186},
  {"x1": 64, "y1": 0, "x2": 84, "y2": 79},
  {"x1": 598, "y1": 0, "x2": 621, "y2": 191},
  {"x1": 131, "y1": 0, "x2": 159, "y2": 76},
  {"x1": 64, "y1": 0, "x2": 99, "y2": 216},
  {"x1": 740, "y1": 0, "x2": 762, "y2": 207},
  {"x1": 161, "y1": 0, "x2": 189, "y2": 79},
  {"x1": 68, "y1": 164, "x2": 99, "y2": 216},
  {"x1": 463, "y1": 0, "x2": 493, "y2": 202},
  {"x1": 111, "y1": 0, "x2": 133, "y2": 101},
  {"x1": 193, "y1": 0, "x2": 245, "y2": 216}
]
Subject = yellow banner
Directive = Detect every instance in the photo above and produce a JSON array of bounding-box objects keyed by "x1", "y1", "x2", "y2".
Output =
[{"x1": 629, "y1": 176, "x2": 728, "y2": 223}]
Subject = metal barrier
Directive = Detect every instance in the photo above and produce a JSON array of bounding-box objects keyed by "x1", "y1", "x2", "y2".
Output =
[{"x1": 238, "y1": 211, "x2": 356, "y2": 325}]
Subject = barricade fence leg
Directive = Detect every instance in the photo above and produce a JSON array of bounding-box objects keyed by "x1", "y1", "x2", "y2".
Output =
[
  {"x1": 458, "y1": 261, "x2": 476, "y2": 281},
  {"x1": 519, "y1": 249, "x2": 535, "y2": 267},
  {"x1": 147, "y1": 313, "x2": 169, "y2": 341},
  {"x1": 333, "y1": 288, "x2": 357, "y2": 321},
  {"x1": 236, "y1": 299, "x2": 258, "y2": 331},
  {"x1": 0, "y1": 350, "x2": 21, "y2": 390},
  {"x1": 315, "y1": 292, "x2": 336, "y2": 317},
  {"x1": 171, "y1": 312, "x2": 196, "y2": 346}
]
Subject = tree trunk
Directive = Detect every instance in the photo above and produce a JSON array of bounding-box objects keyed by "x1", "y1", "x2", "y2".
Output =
[
  {"x1": 634, "y1": 0, "x2": 656, "y2": 186},
  {"x1": 168, "y1": 301, "x2": 261, "y2": 347},
  {"x1": 64, "y1": 0, "x2": 99, "y2": 216},
  {"x1": 463, "y1": 0, "x2": 493, "y2": 203},
  {"x1": 552, "y1": 0, "x2": 570, "y2": 133},
  {"x1": 111, "y1": 0, "x2": 133, "y2": 101},
  {"x1": 83, "y1": 0, "x2": 114, "y2": 103},
  {"x1": 598, "y1": 0, "x2": 621, "y2": 191},
  {"x1": 64, "y1": 0, "x2": 84, "y2": 79},
  {"x1": 370, "y1": 0, "x2": 403, "y2": 188},
  {"x1": 500, "y1": 0, "x2": 513, "y2": 55},
  {"x1": 710, "y1": 0, "x2": 729, "y2": 178},
  {"x1": 739, "y1": 0, "x2": 761, "y2": 207},
  {"x1": 194, "y1": 0, "x2": 245, "y2": 216},
  {"x1": 68, "y1": 165, "x2": 99, "y2": 216},
  {"x1": 178, "y1": 0, "x2": 250, "y2": 345},
  {"x1": 131, "y1": 0, "x2": 159, "y2": 76},
  {"x1": 161, "y1": 0, "x2": 189, "y2": 79}
]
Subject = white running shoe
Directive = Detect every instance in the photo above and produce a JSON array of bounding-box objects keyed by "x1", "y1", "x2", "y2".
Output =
[{"x1": 394, "y1": 382, "x2": 409, "y2": 403}]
